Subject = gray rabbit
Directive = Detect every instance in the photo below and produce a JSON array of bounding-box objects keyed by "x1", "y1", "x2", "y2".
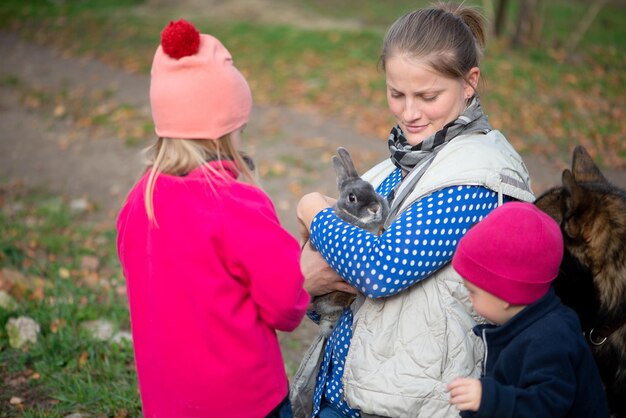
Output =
[{"x1": 310, "y1": 147, "x2": 390, "y2": 337}]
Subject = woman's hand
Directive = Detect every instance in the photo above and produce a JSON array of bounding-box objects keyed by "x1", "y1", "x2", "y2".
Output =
[
  {"x1": 300, "y1": 244, "x2": 358, "y2": 297},
  {"x1": 297, "y1": 192, "x2": 333, "y2": 231}
]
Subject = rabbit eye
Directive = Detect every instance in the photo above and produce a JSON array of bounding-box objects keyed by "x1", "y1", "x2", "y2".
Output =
[{"x1": 348, "y1": 193, "x2": 357, "y2": 203}]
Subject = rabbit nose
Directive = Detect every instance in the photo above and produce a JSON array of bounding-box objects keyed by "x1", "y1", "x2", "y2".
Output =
[{"x1": 369, "y1": 204, "x2": 380, "y2": 215}]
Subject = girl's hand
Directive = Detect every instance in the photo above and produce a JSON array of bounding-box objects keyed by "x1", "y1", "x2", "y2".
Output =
[
  {"x1": 448, "y1": 377, "x2": 482, "y2": 412},
  {"x1": 300, "y1": 244, "x2": 358, "y2": 297}
]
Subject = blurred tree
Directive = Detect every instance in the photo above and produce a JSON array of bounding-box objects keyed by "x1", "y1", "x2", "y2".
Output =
[
  {"x1": 494, "y1": 0, "x2": 609, "y2": 52},
  {"x1": 493, "y1": 0, "x2": 509, "y2": 37},
  {"x1": 565, "y1": 0, "x2": 609, "y2": 53},
  {"x1": 512, "y1": 0, "x2": 545, "y2": 48}
]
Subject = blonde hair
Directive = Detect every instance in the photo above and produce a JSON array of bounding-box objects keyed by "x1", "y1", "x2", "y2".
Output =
[
  {"x1": 143, "y1": 134, "x2": 257, "y2": 223},
  {"x1": 380, "y1": 3, "x2": 486, "y2": 85}
]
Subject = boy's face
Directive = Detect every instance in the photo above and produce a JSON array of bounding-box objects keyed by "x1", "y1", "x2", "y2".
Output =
[{"x1": 463, "y1": 280, "x2": 515, "y2": 325}]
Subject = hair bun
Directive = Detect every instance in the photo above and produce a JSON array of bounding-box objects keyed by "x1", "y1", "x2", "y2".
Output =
[{"x1": 160, "y1": 20, "x2": 200, "y2": 59}]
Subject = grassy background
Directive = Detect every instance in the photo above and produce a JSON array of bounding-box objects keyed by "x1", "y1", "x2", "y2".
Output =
[
  {"x1": 1, "y1": 0, "x2": 624, "y2": 165},
  {"x1": 0, "y1": 186, "x2": 140, "y2": 416},
  {"x1": 0, "y1": 0, "x2": 624, "y2": 415}
]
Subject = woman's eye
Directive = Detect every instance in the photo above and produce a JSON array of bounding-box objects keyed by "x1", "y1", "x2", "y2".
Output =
[
  {"x1": 423, "y1": 95, "x2": 438, "y2": 102},
  {"x1": 348, "y1": 193, "x2": 357, "y2": 202}
]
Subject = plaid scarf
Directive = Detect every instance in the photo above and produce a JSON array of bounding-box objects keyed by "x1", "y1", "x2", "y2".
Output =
[{"x1": 388, "y1": 97, "x2": 492, "y2": 172}]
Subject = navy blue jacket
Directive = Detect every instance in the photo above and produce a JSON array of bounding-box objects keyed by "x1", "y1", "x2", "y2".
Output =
[{"x1": 461, "y1": 288, "x2": 609, "y2": 418}]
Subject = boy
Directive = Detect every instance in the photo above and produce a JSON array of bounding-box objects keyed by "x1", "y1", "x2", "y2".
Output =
[{"x1": 448, "y1": 202, "x2": 608, "y2": 418}]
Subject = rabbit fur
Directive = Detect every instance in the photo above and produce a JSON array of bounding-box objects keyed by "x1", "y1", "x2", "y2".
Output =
[{"x1": 311, "y1": 147, "x2": 389, "y2": 337}]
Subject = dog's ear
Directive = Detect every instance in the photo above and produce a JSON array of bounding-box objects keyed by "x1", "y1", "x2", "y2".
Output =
[
  {"x1": 571, "y1": 146, "x2": 606, "y2": 184},
  {"x1": 562, "y1": 169, "x2": 586, "y2": 238}
]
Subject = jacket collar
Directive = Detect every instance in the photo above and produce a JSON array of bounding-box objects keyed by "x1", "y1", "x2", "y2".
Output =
[
  {"x1": 474, "y1": 288, "x2": 561, "y2": 344},
  {"x1": 186, "y1": 160, "x2": 239, "y2": 180}
]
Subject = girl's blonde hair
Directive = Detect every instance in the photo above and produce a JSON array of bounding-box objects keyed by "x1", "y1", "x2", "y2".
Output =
[{"x1": 143, "y1": 134, "x2": 257, "y2": 223}]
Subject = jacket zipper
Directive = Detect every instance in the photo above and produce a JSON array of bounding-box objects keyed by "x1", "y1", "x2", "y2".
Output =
[{"x1": 481, "y1": 328, "x2": 488, "y2": 376}]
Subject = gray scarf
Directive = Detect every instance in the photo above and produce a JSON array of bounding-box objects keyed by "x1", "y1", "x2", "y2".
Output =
[
  {"x1": 384, "y1": 97, "x2": 492, "y2": 227},
  {"x1": 388, "y1": 97, "x2": 492, "y2": 172}
]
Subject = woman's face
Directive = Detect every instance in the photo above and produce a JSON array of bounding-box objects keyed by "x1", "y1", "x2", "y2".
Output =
[{"x1": 385, "y1": 55, "x2": 479, "y2": 146}]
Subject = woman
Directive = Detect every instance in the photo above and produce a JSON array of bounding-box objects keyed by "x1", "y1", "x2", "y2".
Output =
[{"x1": 294, "y1": 4, "x2": 535, "y2": 418}]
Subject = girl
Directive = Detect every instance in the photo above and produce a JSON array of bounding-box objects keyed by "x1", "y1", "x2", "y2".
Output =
[
  {"x1": 295, "y1": 4, "x2": 535, "y2": 418},
  {"x1": 116, "y1": 20, "x2": 309, "y2": 417}
]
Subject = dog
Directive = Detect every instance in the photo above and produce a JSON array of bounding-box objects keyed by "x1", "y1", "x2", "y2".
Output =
[{"x1": 535, "y1": 146, "x2": 626, "y2": 417}]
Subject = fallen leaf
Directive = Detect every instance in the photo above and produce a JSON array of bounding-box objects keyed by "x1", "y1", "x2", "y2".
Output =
[
  {"x1": 114, "y1": 409, "x2": 129, "y2": 418},
  {"x1": 58, "y1": 267, "x2": 70, "y2": 279},
  {"x1": 50, "y1": 318, "x2": 67, "y2": 333},
  {"x1": 53, "y1": 104, "x2": 66, "y2": 117},
  {"x1": 80, "y1": 255, "x2": 100, "y2": 271},
  {"x1": 78, "y1": 351, "x2": 89, "y2": 369}
]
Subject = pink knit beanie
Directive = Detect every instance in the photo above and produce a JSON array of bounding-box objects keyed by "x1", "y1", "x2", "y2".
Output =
[
  {"x1": 150, "y1": 20, "x2": 252, "y2": 140},
  {"x1": 452, "y1": 202, "x2": 563, "y2": 305}
]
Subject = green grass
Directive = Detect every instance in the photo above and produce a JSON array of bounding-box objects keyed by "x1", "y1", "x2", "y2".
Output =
[
  {"x1": 293, "y1": 0, "x2": 434, "y2": 27},
  {"x1": 0, "y1": 186, "x2": 139, "y2": 416}
]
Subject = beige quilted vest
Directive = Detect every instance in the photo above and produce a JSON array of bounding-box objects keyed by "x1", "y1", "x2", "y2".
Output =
[{"x1": 343, "y1": 131, "x2": 534, "y2": 417}]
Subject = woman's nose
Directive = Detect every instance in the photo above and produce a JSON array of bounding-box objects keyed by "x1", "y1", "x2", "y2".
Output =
[{"x1": 403, "y1": 99, "x2": 421, "y2": 122}]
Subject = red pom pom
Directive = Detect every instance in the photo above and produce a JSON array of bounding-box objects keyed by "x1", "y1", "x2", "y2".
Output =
[{"x1": 160, "y1": 20, "x2": 200, "y2": 59}]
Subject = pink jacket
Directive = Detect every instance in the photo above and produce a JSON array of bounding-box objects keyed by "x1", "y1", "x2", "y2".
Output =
[{"x1": 116, "y1": 161, "x2": 309, "y2": 417}]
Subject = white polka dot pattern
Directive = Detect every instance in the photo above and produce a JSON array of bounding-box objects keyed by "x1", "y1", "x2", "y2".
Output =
[{"x1": 308, "y1": 167, "x2": 502, "y2": 417}]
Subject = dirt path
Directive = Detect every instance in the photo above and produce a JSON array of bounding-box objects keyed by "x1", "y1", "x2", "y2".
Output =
[
  {"x1": 2, "y1": 27, "x2": 625, "y2": 374},
  {"x1": 0, "y1": 30, "x2": 388, "y2": 229},
  {"x1": 144, "y1": 0, "x2": 368, "y2": 31}
]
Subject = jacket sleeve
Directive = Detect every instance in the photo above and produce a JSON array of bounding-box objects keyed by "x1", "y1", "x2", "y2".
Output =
[
  {"x1": 309, "y1": 185, "x2": 499, "y2": 298},
  {"x1": 473, "y1": 349, "x2": 577, "y2": 418},
  {"x1": 220, "y1": 184, "x2": 310, "y2": 332}
]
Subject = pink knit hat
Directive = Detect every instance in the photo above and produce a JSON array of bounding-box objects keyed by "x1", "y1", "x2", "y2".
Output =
[
  {"x1": 150, "y1": 20, "x2": 252, "y2": 140},
  {"x1": 452, "y1": 202, "x2": 563, "y2": 305}
]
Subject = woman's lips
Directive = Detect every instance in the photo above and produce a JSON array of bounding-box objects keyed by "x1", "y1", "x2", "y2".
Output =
[{"x1": 403, "y1": 123, "x2": 429, "y2": 134}]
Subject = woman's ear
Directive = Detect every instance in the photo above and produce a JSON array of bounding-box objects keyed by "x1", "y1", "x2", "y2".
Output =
[{"x1": 464, "y1": 67, "x2": 480, "y2": 99}]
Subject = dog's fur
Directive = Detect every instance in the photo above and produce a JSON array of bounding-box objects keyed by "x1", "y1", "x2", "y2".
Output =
[{"x1": 535, "y1": 146, "x2": 626, "y2": 417}]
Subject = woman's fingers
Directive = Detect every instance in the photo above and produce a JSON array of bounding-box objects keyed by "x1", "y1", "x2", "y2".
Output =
[
  {"x1": 300, "y1": 245, "x2": 356, "y2": 296},
  {"x1": 296, "y1": 192, "x2": 331, "y2": 229},
  {"x1": 331, "y1": 277, "x2": 358, "y2": 294}
]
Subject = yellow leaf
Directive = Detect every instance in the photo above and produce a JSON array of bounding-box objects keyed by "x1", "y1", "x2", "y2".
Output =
[
  {"x1": 53, "y1": 104, "x2": 66, "y2": 117},
  {"x1": 58, "y1": 268, "x2": 70, "y2": 279}
]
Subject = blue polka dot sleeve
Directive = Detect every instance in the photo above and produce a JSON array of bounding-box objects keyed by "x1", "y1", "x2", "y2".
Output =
[{"x1": 309, "y1": 183, "x2": 499, "y2": 299}]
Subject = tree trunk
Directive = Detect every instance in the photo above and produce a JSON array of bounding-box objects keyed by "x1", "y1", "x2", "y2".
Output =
[
  {"x1": 494, "y1": 0, "x2": 509, "y2": 37},
  {"x1": 512, "y1": 0, "x2": 545, "y2": 48},
  {"x1": 565, "y1": 0, "x2": 608, "y2": 52},
  {"x1": 482, "y1": 0, "x2": 495, "y2": 33}
]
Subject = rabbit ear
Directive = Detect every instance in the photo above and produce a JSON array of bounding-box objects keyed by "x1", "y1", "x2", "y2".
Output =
[
  {"x1": 332, "y1": 155, "x2": 348, "y2": 189},
  {"x1": 333, "y1": 147, "x2": 359, "y2": 190},
  {"x1": 336, "y1": 147, "x2": 359, "y2": 178}
]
